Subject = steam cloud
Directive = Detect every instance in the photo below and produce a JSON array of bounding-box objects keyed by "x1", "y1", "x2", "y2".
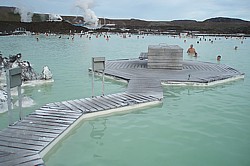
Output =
[
  {"x1": 49, "y1": 14, "x2": 63, "y2": 21},
  {"x1": 75, "y1": 0, "x2": 99, "y2": 28},
  {"x1": 14, "y1": 7, "x2": 34, "y2": 22}
]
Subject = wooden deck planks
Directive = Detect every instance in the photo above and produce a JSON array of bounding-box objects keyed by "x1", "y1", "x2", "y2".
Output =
[
  {"x1": 0, "y1": 58, "x2": 245, "y2": 165},
  {"x1": 25, "y1": 116, "x2": 73, "y2": 126},
  {"x1": 0, "y1": 135, "x2": 48, "y2": 147},
  {"x1": 1, "y1": 58, "x2": 241, "y2": 165},
  {"x1": 39, "y1": 108, "x2": 82, "y2": 116},
  {"x1": 61, "y1": 101, "x2": 82, "y2": 112},
  {"x1": 0, "y1": 140, "x2": 43, "y2": 152},
  {"x1": 29, "y1": 113, "x2": 77, "y2": 122},
  {"x1": 0, "y1": 130, "x2": 54, "y2": 143},
  {"x1": 72, "y1": 99, "x2": 97, "y2": 112},
  {"x1": 85, "y1": 97, "x2": 110, "y2": 110},
  {"x1": 95, "y1": 96, "x2": 122, "y2": 108},
  {"x1": 66, "y1": 100, "x2": 89, "y2": 113},
  {"x1": 86, "y1": 97, "x2": 114, "y2": 110},
  {"x1": 0, "y1": 150, "x2": 36, "y2": 161},
  {"x1": 100, "y1": 95, "x2": 128, "y2": 107},
  {"x1": 79, "y1": 98, "x2": 104, "y2": 111},
  {"x1": 111, "y1": 93, "x2": 147, "y2": 105},
  {"x1": 0, "y1": 92, "x2": 160, "y2": 166},
  {"x1": 126, "y1": 78, "x2": 163, "y2": 99},
  {"x1": 8, "y1": 125, "x2": 63, "y2": 135},
  {"x1": 105, "y1": 59, "x2": 243, "y2": 86},
  {"x1": 106, "y1": 93, "x2": 129, "y2": 104},
  {"x1": 1, "y1": 152, "x2": 44, "y2": 166},
  {"x1": 3, "y1": 128, "x2": 59, "y2": 139},
  {"x1": 17, "y1": 121, "x2": 67, "y2": 131},
  {"x1": 21, "y1": 118, "x2": 69, "y2": 128},
  {"x1": 34, "y1": 110, "x2": 80, "y2": 119}
]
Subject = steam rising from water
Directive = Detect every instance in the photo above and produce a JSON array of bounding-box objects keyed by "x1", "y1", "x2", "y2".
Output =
[
  {"x1": 75, "y1": 0, "x2": 99, "y2": 28},
  {"x1": 14, "y1": 7, "x2": 34, "y2": 22},
  {"x1": 49, "y1": 14, "x2": 63, "y2": 21}
]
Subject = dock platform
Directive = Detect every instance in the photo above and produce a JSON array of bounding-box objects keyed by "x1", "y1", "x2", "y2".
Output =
[
  {"x1": 0, "y1": 58, "x2": 244, "y2": 165},
  {"x1": 105, "y1": 59, "x2": 244, "y2": 86}
]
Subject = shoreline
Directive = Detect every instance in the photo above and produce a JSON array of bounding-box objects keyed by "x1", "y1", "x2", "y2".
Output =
[{"x1": 1, "y1": 30, "x2": 249, "y2": 38}]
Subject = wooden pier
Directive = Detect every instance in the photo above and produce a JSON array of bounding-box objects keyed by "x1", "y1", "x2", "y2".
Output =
[
  {"x1": 105, "y1": 59, "x2": 244, "y2": 85},
  {"x1": 0, "y1": 92, "x2": 161, "y2": 165},
  {"x1": 0, "y1": 58, "x2": 244, "y2": 165}
]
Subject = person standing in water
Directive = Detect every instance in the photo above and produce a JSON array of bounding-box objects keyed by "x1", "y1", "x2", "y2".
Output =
[
  {"x1": 187, "y1": 44, "x2": 197, "y2": 57},
  {"x1": 217, "y1": 55, "x2": 221, "y2": 61}
]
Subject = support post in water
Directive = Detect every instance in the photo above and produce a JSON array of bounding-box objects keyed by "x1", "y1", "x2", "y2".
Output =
[
  {"x1": 6, "y1": 67, "x2": 22, "y2": 125},
  {"x1": 91, "y1": 57, "x2": 105, "y2": 97}
]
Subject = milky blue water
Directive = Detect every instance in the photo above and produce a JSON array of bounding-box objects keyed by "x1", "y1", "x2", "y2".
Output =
[{"x1": 0, "y1": 34, "x2": 250, "y2": 166}]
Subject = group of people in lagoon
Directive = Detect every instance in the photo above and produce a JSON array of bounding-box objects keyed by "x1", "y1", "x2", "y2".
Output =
[{"x1": 187, "y1": 44, "x2": 222, "y2": 61}]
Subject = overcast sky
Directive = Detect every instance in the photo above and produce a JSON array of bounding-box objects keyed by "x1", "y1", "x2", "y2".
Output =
[{"x1": 1, "y1": 0, "x2": 250, "y2": 21}]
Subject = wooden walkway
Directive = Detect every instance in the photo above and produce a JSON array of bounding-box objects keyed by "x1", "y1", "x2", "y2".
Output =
[
  {"x1": 0, "y1": 58, "x2": 244, "y2": 165},
  {"x1": 127, "y1": 78, "x2": 163, "y2": 99},
  {"x1": 105, "y1": 59, "x2": 244, "y2": 85},
  {"x1": 0, "y1": 92, "x2": 161, "y2": 166}
]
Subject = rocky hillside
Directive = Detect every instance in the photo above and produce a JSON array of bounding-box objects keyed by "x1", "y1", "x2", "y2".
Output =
[
  {"x1": 0, "y1": 21, "x2": 88, "y2": 34},
  {"x1": 99, "y1": 17, "x2": 250, "y2": 34},
  {"x1": 1, "y1": 6, "x2": 250, "y2": 35}
]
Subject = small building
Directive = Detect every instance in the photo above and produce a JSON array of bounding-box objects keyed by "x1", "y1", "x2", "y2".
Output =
[{"x1": 147, "y1": 44, "x2": 183, "y2": 70}]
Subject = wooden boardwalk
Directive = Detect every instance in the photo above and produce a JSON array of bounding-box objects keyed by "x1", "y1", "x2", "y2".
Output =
[
  {"x1": 127, "y1": 78, "x2": 163, "y2": 99},
  {"x1": 0, "y1": 92, "x2": 161, "y2": 166},
  {"x1": 0, "y1": 58, "x2": 244, "y2": 165},
  {"x1": 105, "y1": 59, "x2": 244, "y2": 85}
]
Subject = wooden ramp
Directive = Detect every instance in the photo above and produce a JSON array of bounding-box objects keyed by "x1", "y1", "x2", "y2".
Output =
[
  {"x1": 0, "y1": 93, "x2": 161, "y2": 166},
  {"x1": 127, "y1": 78, "x2": 163, "y2": 99}
]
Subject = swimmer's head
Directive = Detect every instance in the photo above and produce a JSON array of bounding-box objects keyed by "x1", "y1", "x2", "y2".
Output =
[{"x1": 217, "y1": 55, "x2": 221, "y2": 61}]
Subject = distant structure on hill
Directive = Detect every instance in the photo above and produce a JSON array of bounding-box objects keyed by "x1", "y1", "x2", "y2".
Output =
[
  {"x1": 48, "y1": 14, "x2": 63, "y2": 22},
  {"x1": 0, "y1": 6, "x2": 250, "y2": 35}
]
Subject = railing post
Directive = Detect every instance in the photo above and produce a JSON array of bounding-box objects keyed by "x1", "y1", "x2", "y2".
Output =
[
  {"x1": 91, "y1": 57, "x2": 105, "y2": 97},
  {"x1": 6, "y1": 67, "x2": 22, "y2": 125}
]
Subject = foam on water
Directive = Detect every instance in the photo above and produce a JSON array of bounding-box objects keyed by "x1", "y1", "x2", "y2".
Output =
[
  {"x1": 22, "y1": 79, "x2": 54, "y2": 87},
  {"x1": 0, "y1": 90, "x2": 8, "y2": 113},
  {"x1": 10, "y1": 87, "x2": 25, "y2": 96},
  {"x1": 14, "y1": 96, "x2": 36, "y2": 108}
]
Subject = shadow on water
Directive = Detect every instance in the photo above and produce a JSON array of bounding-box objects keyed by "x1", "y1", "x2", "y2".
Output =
[{"x1": 89, "y1": 118, "x2": 107, "y2": 145}]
